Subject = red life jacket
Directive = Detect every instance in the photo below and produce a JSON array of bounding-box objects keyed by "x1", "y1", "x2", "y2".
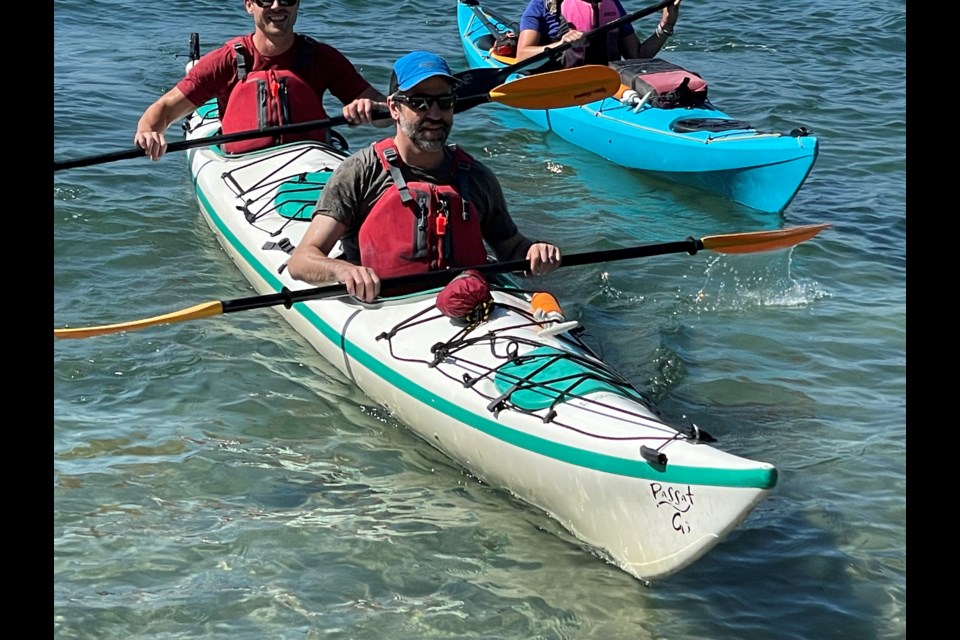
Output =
[
  {"x1": 358, "y1": 139, "x2": 490, "y2": 280},
  {"x1": 556, "y1": 0, "x2": 621, "y2": 66},
  {"x1": 220, "y1": 35, "x2": 329, "y2": 154}
]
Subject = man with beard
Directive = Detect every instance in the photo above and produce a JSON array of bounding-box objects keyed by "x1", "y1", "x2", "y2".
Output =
[
  {"x1": 287, "y1": 51, "x2": 561, "y2": 302},
  {"x1": 134, "y1": 0, "x2": 389, "y2": 160}
]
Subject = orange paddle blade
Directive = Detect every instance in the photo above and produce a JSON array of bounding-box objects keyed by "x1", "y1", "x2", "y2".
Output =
[
  {"x1": 488, "y1": 65, "x2": 621, "y2": 109},
  {"x1": 701, "y1": 223, "x2": 832, "y2": 254},
  {"x1": 54, "y1": 301, "x2": 224, "y2": 339}
]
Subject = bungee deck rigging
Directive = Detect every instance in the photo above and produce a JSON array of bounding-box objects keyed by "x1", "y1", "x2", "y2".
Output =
[
  {"x1": 373, "y1": 288, "x2": 715, "y2": 457},
  {"x1": 187, "y1": 127, "x2": 722, "y2": 464}
]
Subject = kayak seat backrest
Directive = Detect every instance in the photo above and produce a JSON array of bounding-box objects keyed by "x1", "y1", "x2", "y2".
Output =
[
  {"x1": 475, "y1": 33, "x2": 519, "y2": 64},
  {"x1": 274, "y1": 170, "x2": 333, "y2": 220},
  {"x1": 476, "y1": 34, "x2": 495, "y2": 51},
  {"x1": 493, "y1": 347, "x2": 644, "y2": 412},
  {"x1": 610, "y1": 58, "x2": 708, "y2": 109}
]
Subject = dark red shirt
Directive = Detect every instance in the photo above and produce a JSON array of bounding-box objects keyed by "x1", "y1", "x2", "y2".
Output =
[{"x1": 177, "y1": 34, "x2": 373, "y2": 116}]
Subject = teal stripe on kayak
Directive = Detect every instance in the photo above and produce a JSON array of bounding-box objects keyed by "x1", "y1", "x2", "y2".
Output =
[{"x1": 194, "y1": 181, "x2": 776, "y2": 491}]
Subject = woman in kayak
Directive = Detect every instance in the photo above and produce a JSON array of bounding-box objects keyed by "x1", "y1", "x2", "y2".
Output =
[
  {"x1": 287, "y1": 51, "x2": 561, "y2": 302},
  {"x1": 515, "y1": 0, "x2": 682, "y2": 69}
]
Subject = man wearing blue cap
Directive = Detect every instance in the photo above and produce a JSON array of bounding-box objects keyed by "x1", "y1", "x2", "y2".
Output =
[{"x1": 288, "y1": 51, "x2": 561, "y2": 302}]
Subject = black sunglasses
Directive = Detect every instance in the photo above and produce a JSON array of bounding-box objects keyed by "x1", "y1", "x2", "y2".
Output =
[
  {"x1": 393, "y1": 94, "x2": 457, "y2": 112},
  {"x1": 251, "y1": 0, "x2": 298, "y2": 7}
]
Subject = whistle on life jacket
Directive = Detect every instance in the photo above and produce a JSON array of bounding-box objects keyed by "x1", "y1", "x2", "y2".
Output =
[{"x1": 435, "y1": 210, "x2": 451, "y2": 270}]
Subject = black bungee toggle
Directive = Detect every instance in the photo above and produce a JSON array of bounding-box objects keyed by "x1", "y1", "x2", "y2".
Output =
[{"x1": 640, "y1": 446, "x2": 668, "y2": 467}]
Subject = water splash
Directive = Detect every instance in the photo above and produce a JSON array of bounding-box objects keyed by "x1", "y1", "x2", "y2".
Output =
[
  {"x1": 597, "y1": 271, "x2": 646, "y2": 304},
  {"x1": 688, "y1": 251, "x2": 829, "y2": 313}
]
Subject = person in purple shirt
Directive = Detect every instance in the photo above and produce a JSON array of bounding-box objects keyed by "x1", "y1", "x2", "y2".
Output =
[{"x1": 515, "y1": 0, "x2": 682, "y2": 69}]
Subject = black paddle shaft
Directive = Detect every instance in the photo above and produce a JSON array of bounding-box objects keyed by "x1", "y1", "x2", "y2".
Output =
[
  {"x1": 55, "y1": 0, "x2": 672, "y2": 171},
  {"x1": 51, "y1": 111, "x2": 391, "y2": 172},
  {"x1": 220, "y1": 236, "x2": 702, "y2": 314}
]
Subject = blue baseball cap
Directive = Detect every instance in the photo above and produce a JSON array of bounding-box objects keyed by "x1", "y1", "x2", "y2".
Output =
[{"x1": 389, "y1": 50, "x2": 460, "y2": 94}]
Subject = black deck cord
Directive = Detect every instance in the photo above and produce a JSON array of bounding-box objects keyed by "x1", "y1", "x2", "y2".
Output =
[
  {"x1": 406, "y1": 320, "x2": 650, "y2": 412},
  {"x1": 374, "y1": 304, "x2": 440, "y2": 342},
  {"x1": 476, "y1": 4, "x2": 521, "y2": 34},
  {"x1": 222, "y1": 147, "x2": 316, "y2": 227},
  {"x1": 369, "y1": 300, "x2": 701, "y2": 442},
  {"x1": 369, "y1": 288, "x2": 661, "y2": 414},
  {"x1": 486, "y1": 354, "x2": 560, "y2": 416},
  {"x1": 344, "y1": 285, "x2": 710, "y2": 443}
]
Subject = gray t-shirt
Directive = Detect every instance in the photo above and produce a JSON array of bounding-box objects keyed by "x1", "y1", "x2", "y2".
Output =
[{"x1": 315, "y1": 142, "x2": 521, "y2": 263}]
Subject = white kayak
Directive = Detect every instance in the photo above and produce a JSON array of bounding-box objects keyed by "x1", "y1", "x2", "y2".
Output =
[{"x1": 170, "y1": 47, "x2": 777, "y2": 583}]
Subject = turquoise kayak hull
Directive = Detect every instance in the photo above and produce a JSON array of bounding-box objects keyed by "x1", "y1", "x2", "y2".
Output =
[{"x1": 456, "y1": 0, "x2": 819, "y2": 214}]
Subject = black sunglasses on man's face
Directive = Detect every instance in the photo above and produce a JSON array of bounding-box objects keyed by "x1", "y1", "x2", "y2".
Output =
[
  {"x1": 251, "y1": 0, "x2": 298, "y2": 8},
  {"x1": 393, "y1": 94, "x2": 458, "y2": 112}
]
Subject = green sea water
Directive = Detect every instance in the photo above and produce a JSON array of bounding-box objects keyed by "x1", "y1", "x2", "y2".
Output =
[{"x1": 54, "y1": 1, "x2": 907, "y2": 638}]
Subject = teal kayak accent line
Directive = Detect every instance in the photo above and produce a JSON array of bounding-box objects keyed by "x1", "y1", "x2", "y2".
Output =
[{"x1": 194, "y1": 180, "x2": 776, "y2": 491}]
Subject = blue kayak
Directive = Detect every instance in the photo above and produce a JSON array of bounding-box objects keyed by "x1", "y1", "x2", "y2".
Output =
[{"x1": 456, "y1": 0, "x2": 819, "y2": 214}]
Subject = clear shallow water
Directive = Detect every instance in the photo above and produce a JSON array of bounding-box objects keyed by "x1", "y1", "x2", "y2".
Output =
[{"x1": 54, "y1": 1, "x2": 906, "y2": 638}]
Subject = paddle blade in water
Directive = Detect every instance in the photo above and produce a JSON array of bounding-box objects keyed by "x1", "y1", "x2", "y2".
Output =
[{"x1": 701, "y1": 223, "x2": 831, "y2": 254}]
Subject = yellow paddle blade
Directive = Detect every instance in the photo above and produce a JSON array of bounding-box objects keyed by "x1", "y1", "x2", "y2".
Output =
[
  {"x1": 488, "y1": 65, "x2": 622, "y2": 109},
  {"x1": 701, "y1": 223, "x2": 832, "y2": 254},
  {"x1": 54, "y1": 300, "x2": 224, "y2": 339}
]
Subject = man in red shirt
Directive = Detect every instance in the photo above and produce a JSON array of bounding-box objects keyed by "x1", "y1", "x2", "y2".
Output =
[{"x1": 135, "y1": 0, "x2": 388, "y2": 159}]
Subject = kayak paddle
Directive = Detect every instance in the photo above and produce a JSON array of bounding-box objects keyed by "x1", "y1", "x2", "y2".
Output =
[
  {"x1": 479, "y1": 65, "x2": 620, "y2": 111},
  {"x1": 52, "y1": 65, "x2": 619, "y2": 172},
  {"x1": 53, "y1": 224, "x2": 830, "y2": 340},
  {"x1": 453, "y1": 0, "x2": 674, "y2": 105}
]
